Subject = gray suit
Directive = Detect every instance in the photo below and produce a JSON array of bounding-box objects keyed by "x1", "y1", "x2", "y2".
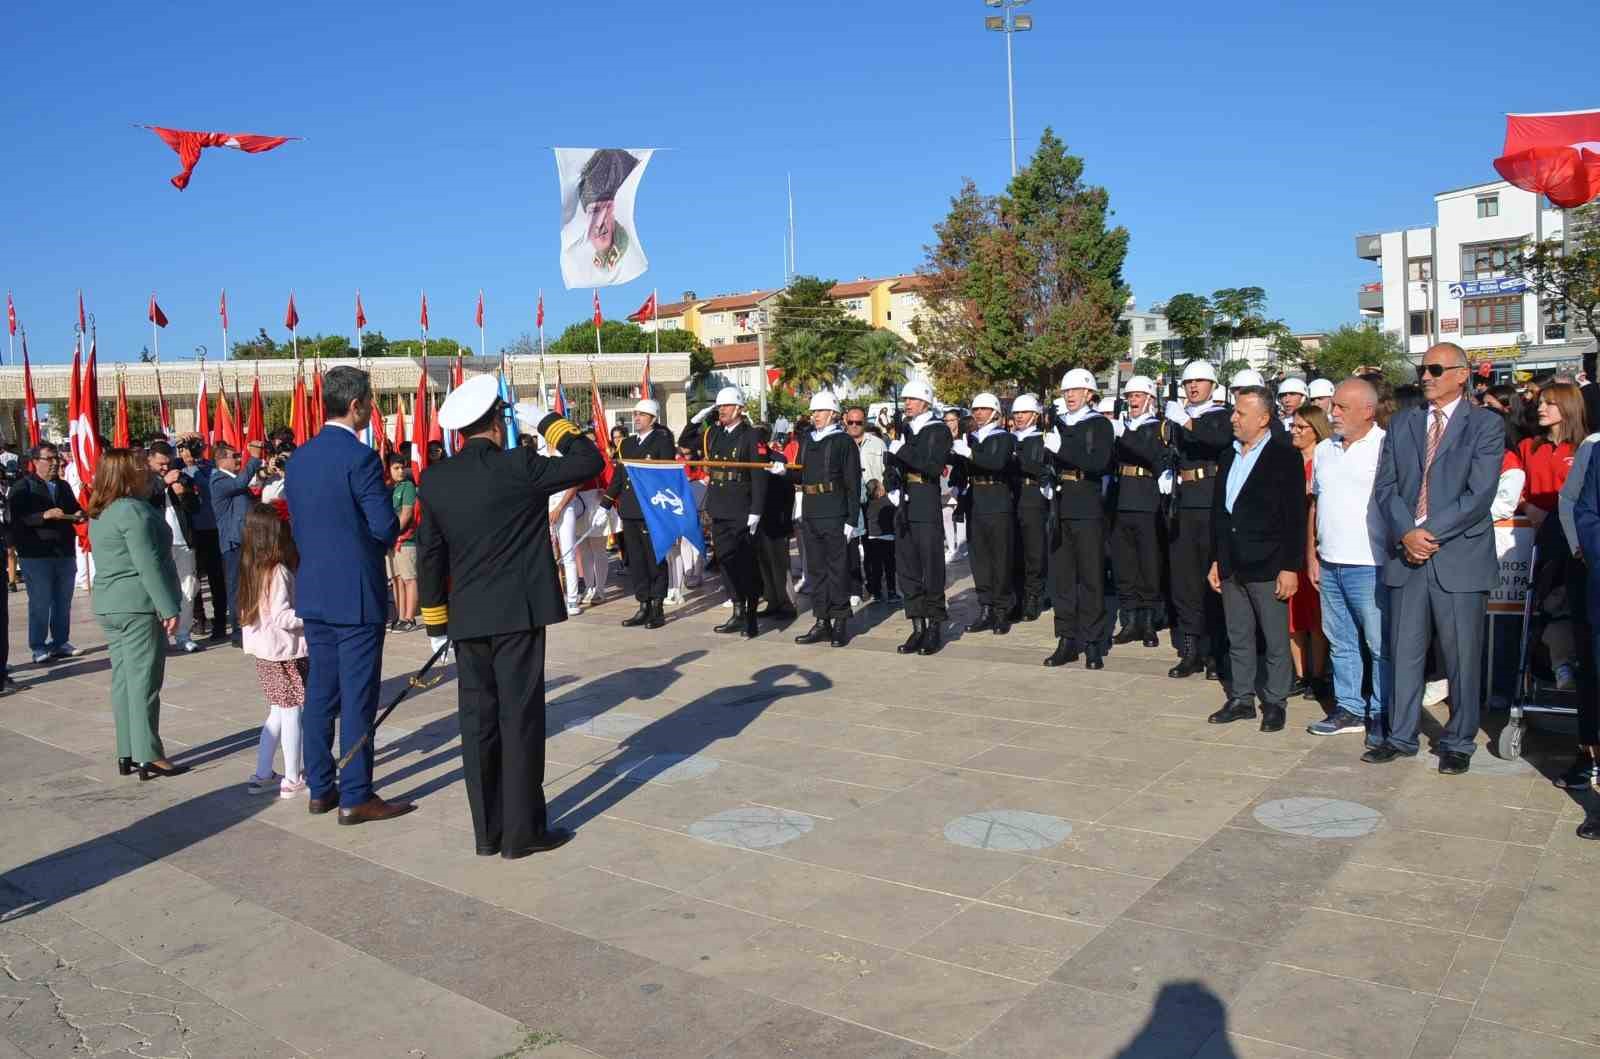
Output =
[{"x1": 1372, "y1": 399, "x2": 1502, "y2": 755}]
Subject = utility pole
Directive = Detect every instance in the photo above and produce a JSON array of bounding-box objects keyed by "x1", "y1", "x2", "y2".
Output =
[{"x1": 984, "y1": 0, "x2": 1035, "y2": 178}]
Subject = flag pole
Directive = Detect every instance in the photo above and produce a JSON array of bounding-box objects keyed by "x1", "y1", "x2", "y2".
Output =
[
  {"x1": 479, "y1": 288, "x2": 486, "y2": 359},
  {"x1": 653, "y1": 287, "x2": 660, "y2": 359},
  {"x1": 153, "y1": 311, "x2": 161, "y2": 364}
]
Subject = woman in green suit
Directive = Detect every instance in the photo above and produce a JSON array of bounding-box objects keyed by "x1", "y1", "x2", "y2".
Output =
[{"x1": 87, "y1": 448, "x2": 189, "y2": 781}]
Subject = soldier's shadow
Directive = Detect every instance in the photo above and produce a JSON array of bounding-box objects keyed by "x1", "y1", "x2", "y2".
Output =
[{"x1": 547, "y1": 663, "x2": 832, "y2": 831}]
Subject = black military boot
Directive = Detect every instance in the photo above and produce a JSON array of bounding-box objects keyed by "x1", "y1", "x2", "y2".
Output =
[
  {"x1": 620, "y1": 601, "x2": 650, "y2": 627},
  {"x1": 742, "y1": 601, "x2": 761, "y2": 639},
  {"x1": 1043, "y1": 638, "x2": 1080, "y2": 667},
  {"x1": 917, "y1": 620, "x2": 943, "y2": 656},
  {"x1": 714, "y1": 602, "x2": 745, "y2": 634},
  {"x1": 645, "y1": 600, "x2": 666, "y2": 629},
  {"x1": 830, "y1": 615, "x2": 849, "y2": 648},
  {"x1": 898, "y1": 618, "x2": 926, "y2": 655},
  {"x1": 1112, "y1": 610, "x2": 1141, "y2": 645},
  {"x1": 1085, "y1": 642, "x2": 1105, "y2": 670},
  {"x1": 1022, "y1": 596, "x2": 1041, "y2": 622},
  {"x1": 795, "y1": 619, "x2": 831, "y2": 645},
  {"x1": 966, "y1": 606, "x2": 997, "y2": 634},
  {"x1": 1168, "y1": 638, "x2": 1205, "y2": 678},
  {"x1": 1139, "y1": 609, "x2": 1160, "y2": 648},
  {"x1": 993, "y1": 609, "x2": 1011, "y2": 636}
]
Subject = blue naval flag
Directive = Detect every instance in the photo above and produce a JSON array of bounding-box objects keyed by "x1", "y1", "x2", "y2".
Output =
[{"x1": 622, "y1": 461, "x2": 706, "y2": 564}]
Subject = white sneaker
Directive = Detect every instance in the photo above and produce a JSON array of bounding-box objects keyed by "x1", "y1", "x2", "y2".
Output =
[
  {"x1": 665, "y1": 590, "x2": 684, "y2": 607},
  {"x1": 181, "y1": 639, "x2": 202, "y2": 654},
  {"x1": 581, "y1": 588, "x2": 599, "y2": 604},
  {"x1": 721, "y1": 599, "x2": 734, "y2": 609},
  {"x1": 566, "y1": 604, "x2": 583, "y2": 617},
  {"x1": 1422, "y1": 679, "x2": 1449, "y2": 707},
  {"x1": 279, "y1": 776, "x2": 307, "y2": 800}
]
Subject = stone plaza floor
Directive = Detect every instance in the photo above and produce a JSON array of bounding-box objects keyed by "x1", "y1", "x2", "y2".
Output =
[{"x1": 0, "y1": 564, "x2": 1596, "y2": 1058}]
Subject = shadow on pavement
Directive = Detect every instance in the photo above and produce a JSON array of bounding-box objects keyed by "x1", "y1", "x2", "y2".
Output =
[{"x1": 1115, "y1": 980, "x2": 1235, "y2": 1059}]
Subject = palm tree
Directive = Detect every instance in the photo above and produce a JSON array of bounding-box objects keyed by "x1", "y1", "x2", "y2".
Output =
[
  {"x1": 773, "y1": 329, "x2": 840, "y2": 394},
  {"x1": 845, "y1": 329, "x2": 913, "y2": 399}
]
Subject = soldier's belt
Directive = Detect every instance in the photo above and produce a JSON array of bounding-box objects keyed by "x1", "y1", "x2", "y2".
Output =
[
  {"x1": 1179, "y1": 465, "x2": 1217, "y2": 483},
  {"x1": 903, "y1": 473, "x2": 928, "y2": 484},
  {"x1": 968, "y1": 476, "x2": 1004, "y2": 486},
  {"x1": 802, "y1": 482, "x2": 837, "y2": 495},
  {"x1": 1020, "y1": 474, "x2": 1041, "y2": 485},
  {"x1": 708, "y1": 471, "x2": 746, "y2": 483},
  {"x1": 1057, "y1": 469, "x2": 1085, "y2": 482},
  {"x1": 1118, "y1": 465, "x2": 1153, "y2": 478}
]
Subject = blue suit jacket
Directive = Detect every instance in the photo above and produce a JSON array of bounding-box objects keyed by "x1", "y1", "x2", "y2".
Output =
[
  {"x1": 1572, "y1": 442, "x2": 1600, "y2": 625},
  {"x1": 210, "y1": 458, "x2": 262, "y2": 551},
  {"x1": 285, "y1": 426, "x2": 399, "y2": 625},
  {"x1": 1372, "y1": 401, "x2": 1503, "y2": 592}
]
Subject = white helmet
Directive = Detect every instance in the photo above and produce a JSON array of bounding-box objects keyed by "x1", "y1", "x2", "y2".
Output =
[
  {"x1": 902, "y1": 379, "x2": 935, "y2": 405},
  {"x1": 1124, "y1": 375, "x2": 1158, "y2": 398},
  {"x1": 1277, "y1": 377, "x2": 1308, "y2": 397},
  {"x1": 633, "y1": 398, "x2": 661, "y2": 419},
  {"x1": 1308, "y1": 378, "x2": 1336, "y2": 399},
  {"x1": 1229, "y1": 368, "x2": 1264, "y2": 389},
  {"x1": 971, "y1": 392, "x2": 1000, "y2": 413},
  {"x1": 1180, "y1": 360, "x2": 1217, "y2": 384},
  {"x1": 809, "y1": 391, "x2": 840, "y2": 413},
  {"x1": 1011, "y1": 393, "x2": 1043, "y2": 416},
  {"x1": 714, "y1": 385, "x2": 745, "y2": 407},
  {"x1": 1096, "y1": 396, "x2": 1117, "y2": 414},
  {"x1": 1060, "y1": 368, "x2": 1098, "y2": 393}
]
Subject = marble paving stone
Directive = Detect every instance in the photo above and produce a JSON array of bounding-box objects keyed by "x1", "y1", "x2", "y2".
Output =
[
  {"x1": 908, "y1": 902, "x2": 1100, "y2": 982},
  {"x1": 1450, "y1": 1019, "x2": 1600, "y2": 1059},
  {"x1": 711, "y1": 1002, "x2": 948, "y2": 1058},
  {"x1": 820, "y1": 950, "x2": 1035, "y2": 1051},
  {"x1": 1228, "y1": 964, "x2": 1437, "y2": 1058},
  {"x1": 1476, "y1": 951, "x2": 1600, "y2": 1043},
  {"x1": 689, "y1": 806, "x2": 817, "y2": 849},
  {"x1": 1250, "y1": 797, "x2": 1383, "y2": 839},
  {"x1": 791, "y1": 874, "x2": 968, "y2": 950},
  {"x1": 983, "y1": 861, "x2": 1156, "y2": 925},
  {"x1": 1052, "y1": 919, "x2": 1266, "y2": 1004},
  {"x1": 1270, "y1": 907, "x2": 1462, "y2": 993},
  {"x1": 943, "y1": 809, "x2": 1074, "y2": 852}
]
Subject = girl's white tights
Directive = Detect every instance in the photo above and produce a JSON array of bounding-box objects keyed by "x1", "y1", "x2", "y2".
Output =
[{"x1": 254, "y1": 705, "x2": 304, "y2": 782}]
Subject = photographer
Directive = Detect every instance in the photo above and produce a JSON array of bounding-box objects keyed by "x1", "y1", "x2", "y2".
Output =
[
  {"x1": 10, "y1": 443, "x2": 85, "y2": 663},
  {"x1": 147, "y1": 441, "x2": 203, "y2": 653}
]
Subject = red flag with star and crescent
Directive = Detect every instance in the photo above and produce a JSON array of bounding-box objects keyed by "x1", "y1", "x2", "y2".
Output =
[
  {"x1": 142, "y1": 125, "x2": 298, "y2": 190},
  {"x1": 220, "y1": 289, "x2": 229, "y2": 330},
  {"x1": 420, "y1": 292, "x2": 430, "y2": 332},
  {"x1": 355, "y1": 291, "x2": 367, "y2": 330},
  {"x1": 1493, "y1": 109, "x2": 1600, "y2": 208},
  {"x1": 148, "y1": 293, "x2": 168, "y2": 328},
  {"x1": 285, "y1": 292, "x2": 300, "y2": 331},
  {"x1": 6, "y1": 292, "x2": 16, "y2": 337}
]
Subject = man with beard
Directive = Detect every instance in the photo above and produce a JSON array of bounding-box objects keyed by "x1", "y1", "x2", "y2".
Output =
[{"x1": 679, "y1": 387, "x2": 766, "y2": 638}]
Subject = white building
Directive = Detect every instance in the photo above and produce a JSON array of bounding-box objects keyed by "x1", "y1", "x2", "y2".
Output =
[
  {"x1": 1355, "y1": 179, "x2": 1591, "y2": 370},
  {"x1": 1120, "y1": 297, "x2": 1313, "y2": 378}
]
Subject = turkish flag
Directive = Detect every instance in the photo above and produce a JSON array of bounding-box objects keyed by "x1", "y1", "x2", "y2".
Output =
[
  {"x1": 113, "y1": 375, "x2": 130, "y2": 449},
  {"x1": 143, "y1": 126, "x2": 295, "y2": 190},
  {"x1": 536, "y1": 292, "x2": 544, "y2": 329},
  {"x1": 475, "y1": 290, "x2": 485, "y2": 329},
  {"x1": 1493, "y1": 109, "x2": 1600, "y2": 208},
  {"x1": 420, "y1": 292, "x2": 430, "y2": 332},
  {"x1": 285, "y1": 292, "x2": 300, "y2": 331},
  {"x1": 589, "y1": 365, "x2": 612, "y2": 482},
  {"x1": 592, "y1": 290, "x2": 603, "y2": 330},
  {"x1": 220, "y1": 289, "x2": 229, "y2": 330},
  {"x1": 21, "y1": 333, "x2": 39, "y2": 446},
  {"x1": 290, "y1": 375, "x2": 308, "y2": 445},
  {"x1": 154, "y1": 362, "x2": 171, "y2": 433},
  {"x1": 5, "y1": 292, "x2": 14, "y2": 336},
  {"x1": 77, "y1": 291, "x2": 86, "y2": 335},
  {"x1": 628, "y1": 292, "x2": 658, "y2": 323},
  {"x1": 355, "y1": 291, "x2": 366, "y2": 330},
  {"x1": 413, "y1": 359, "x2": 430, "y2": 474},
  {"x1": 148, "y1": 294, "x2": 168, "y2": 328}
]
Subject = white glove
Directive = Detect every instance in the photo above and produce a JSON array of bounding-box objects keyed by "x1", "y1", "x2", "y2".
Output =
[
  {"x1": 887, "y1": 490, "x2": 901, "y2": 507},
  {"x1": 1158, "y1": 470, "x2": 1175, "y2": 496},
  {"x1": 951, "y1": 439, "x2": 972, "y2": 459},
  {"x1": 844, "y1": 524, "x2": 857, "y2": 541},
  {"x1": 767, "y1": 461, "x2": 787, "y2": 476},
  {"x1": 746, "y1": 513, "x2": 760, "y2": 533},
  {"x1": 428, "y1": 634, "x2": 450, "y2": 656},
  {"x1": 1043, "y1": 433, "x2": 1061, "y2": 454},
  {"x1": 589, "y1": 506, "x2": 611, "y2": 533},
  {"x1": 1164, "y1": 400, "x2": 1190, "y2": 427},
  {"x1": 888, "y1": 438, "x2": 905, "y2": 455},
  {"x1": 1110, "y1": 419, "x2": 1126, "y2": 439},
  {"x1": 691, "y1": 405, "x2": 714, "y2": 424},
  {"x1": 514, "y1": 402, "x2": 547, "y2": 435}
]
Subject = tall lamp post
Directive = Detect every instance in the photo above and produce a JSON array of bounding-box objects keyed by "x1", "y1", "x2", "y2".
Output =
[{"x1": 984, "y1": 0, "x2": 1034, "y2": 178}]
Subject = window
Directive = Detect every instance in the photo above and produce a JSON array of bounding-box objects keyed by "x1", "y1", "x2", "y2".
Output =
[
  {"x1": 1460, "y1": 241, "x2": 1520, "y2": 281},
  {"x1": 1462, "y1": 295, "x2": 1523, "y2": 336},
  {"x1": 1407, "y1": 258, "x2": 1433, "y2": 282},
  {"x1": 886, "y1": 311, "x2": 893, "y2": 321},
  {"x1": 1409, "y1": 310, "x2": 1434, "y2": 337},
  {"x1": 1477, "y1": 195, "x2": 1499, "y2": 219},
  {"x1": 1143, "y1": 318, "x2": 1158, "y2": 332}
]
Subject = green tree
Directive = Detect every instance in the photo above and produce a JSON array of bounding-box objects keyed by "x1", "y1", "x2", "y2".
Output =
[
  {"x1": 544, "y1": 319, "x2": 712, "y2": 377},
  {"x1": 763, "y1": 386, "x2": 810, "y2": 427},
  {"x1": 916, "y1": 130, "x2": 1130, "y2": 392},
  {"x1": 1508, "y1": 214, "x2": 1600, "y2": 350},
  {"x1": 844, "y1": 329, "x2": 913, "y2": 400},
  {"x1": 1132, "y1": 353, "x2": 1167, "y2": 379},
  {"x1": 1209, "y1": 287, "x2": 1273, "y2": 348},
  {"x1": 1265, "y1": 324, "x2": 1311, "y2": 377},
  {"x1": 1312, "y1": 322, "x2": 1410, "y2": 381},
  {"x1": 772, "y1": 330, "x2": 840, "y2": 394},
  {"x1": 1157, "y1": 293, "x2": 1213, "y2": 361},
  {"x1": 1218, "y1": 358, "x2": 1252, "y2": 383},
  {"x1": 229, "y1": 328, "x2": 404, "y2": 359}
]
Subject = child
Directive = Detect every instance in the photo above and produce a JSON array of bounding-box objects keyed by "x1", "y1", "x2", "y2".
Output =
[
  {"x1": 864, "y1": 479, "x2": 898, "y2": 603},
  {"x1": 239, "y1": 503, "x2": 309, "y2": 798}
]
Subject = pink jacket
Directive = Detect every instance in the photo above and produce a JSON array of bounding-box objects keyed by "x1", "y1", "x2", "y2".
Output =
[{"x1": 243, "y1": 566, "x2": 307, "y2": 662}]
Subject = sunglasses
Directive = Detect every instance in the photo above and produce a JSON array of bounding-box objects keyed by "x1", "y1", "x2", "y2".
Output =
[
  {"x1": 1416, "y1": 363, "x2": 1464, "y2": 379},
  {"x1": 845, "y1": 419, "x2": 865, "y2": 426}
]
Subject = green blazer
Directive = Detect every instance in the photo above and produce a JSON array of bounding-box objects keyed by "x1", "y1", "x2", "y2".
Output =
[{"x1": 89, "y1": 496, "x2": 182, "y2": 619}]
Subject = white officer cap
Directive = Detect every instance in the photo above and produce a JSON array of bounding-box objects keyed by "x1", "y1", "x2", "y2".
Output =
[
  {"x1": 1180, "y1": 359, "x2": 1217, "y2": 383},
  {"x1": 714, "y1": 385, "x2": 745, "y2": 407},
  {"x1": 809, "y1": 391, "x2": 840, "y2": 413},
  {"x1": 633, "y1": 398, "x2": 661, "y2": 419},
  {"x1": 1277, "y1": 377, "x2": 1309, "y2": 397},
  {"x1": 1124, "y1": 375, "x2": 1158, "y2": 398},
  {"x1": 902, "y1": 379, "x2": 935, "y2": 405},
  {"x1": 971, "y1": 392, "x2": 1001, "y2": 413},
  {"x1": 1011, "y1": 393, "x2": 1042, "y2": 415},
  {"x1": 1060, "y1": 368, "x2": 1098, "y2": 393},
  {"x1": 1096, "y1": 396, "x2": 1117, "y2": 414},
  {"x1": 1308, "y1": 378, "x2": 1336, "y2": 399},
  {"x1": 1229, "y1": 368, "x2": 1265, "y2": 389},
  {"x1": 437, "y1": 373, "x2": 501, "y2": 431}
]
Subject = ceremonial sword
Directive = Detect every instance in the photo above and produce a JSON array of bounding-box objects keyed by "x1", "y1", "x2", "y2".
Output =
[{"x1": 337, "y1": 639, "x2": 451, "y2": 770}]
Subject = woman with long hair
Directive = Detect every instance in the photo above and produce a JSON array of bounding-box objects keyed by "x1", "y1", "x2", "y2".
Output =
[
  {"x1": 88, "y1": 448, "x2": 187, "y2": 781},
  {"x1": 1519, "y1": 382, "x2": 1589, "y2": 692},
  {"x1": 239, "y1": 503, "x2": 310, "y2": 797},
  {"x1": 1289, "y1": 405, "x2": 1333, "y2": 699}
]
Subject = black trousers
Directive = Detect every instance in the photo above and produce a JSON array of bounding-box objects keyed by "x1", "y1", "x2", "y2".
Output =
[
  {"x1": 1013, "y1": 506, "x2": 1048, "y2": 608},
  {"x1": 756, "y1": 527, "x2": 793, "y2": 609},
  {"x1": 969, "y1": 512, "x2": 1014, "y2": 611},
  {"x1": 896, "y1": 516, "x2": 947, "y2": 620},
  {"x1": 192, "y1": 528, "x2": 226, "y2": 630},
  {"x1": 712, "y1": 518, "x2": 760, "y2": 605},
  {"x1": 1169, "y1": 506, "x2": 1222, "y2": 653},
  {"x1": 1111, "y1": 510, "x2": 1162, "y2": 609},
  {"x1": 847, "y1": 538, "x2": 864, "y2": 598},
  {"x1": 223, "y1": 546, "x2": 241, "y2": 636},
  {"x1": 864, "y1": 538, "x2": 896, "y2": 596},
  {"x1": 801, "y1": 516, "x2": 850, "y2": 619},
  {"x1": 456, "y1": 629, "x2": 548, "y2": 854},
  {"x1": 1052, "y1": 517, "x2": 1106, "y2": 642},
  {"x1": 621, "y1": 519, "x2": 667, "y2": 602}
]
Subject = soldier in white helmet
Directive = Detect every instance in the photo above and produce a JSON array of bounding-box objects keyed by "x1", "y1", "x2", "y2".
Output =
[
  {"x1": 949, "y1": 392, "x2": 1017, "y2": 635},
  {"x1": 599, "y1": 397, "x2": 676, "y2": 630},
  {"x1": 1109, "y1": 375, "x2": 1166, "y2": 648},
  {"x1": 1277, "y1": 377, "x2": 1309, "y2": 433},
  {"x1": 1165, "y1": 360, "x2": 1233, "y2": 678},
  {"x1": 680, "y1": 386, "x2": 767, "y2": 638},
  {"x1": 769, "y1": 391, "x2": 860, "y2": 647},
  {"x1": 1042, "y1": 368, "x2": 1114, "y2": 669},
  {"x1": 1307, "y1": 377, "x2": 1335, "y2": 415},
  {"x1": 1009, "y1": 394, "x2": 1050, "y2": 621},
  {"x1": 886, "y1": 379, "x2": 952, "y2": 655}
]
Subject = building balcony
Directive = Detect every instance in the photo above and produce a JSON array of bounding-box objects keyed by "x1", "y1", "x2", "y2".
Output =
[
  {"x1": 1355, "y1": 233, "x2": 1383, "y2": 260},
  {"x1": 1357, "y1": 283, "x2": 1383, "y2": 312}
]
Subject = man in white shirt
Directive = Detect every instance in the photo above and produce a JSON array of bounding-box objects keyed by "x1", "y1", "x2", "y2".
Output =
[{"x1": 1305, "y1": 379, "x2": 1388, "y2": 740}]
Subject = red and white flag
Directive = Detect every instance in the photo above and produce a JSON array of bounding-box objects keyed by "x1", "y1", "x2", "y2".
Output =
[
  {"x1": 592, "y1": 290, "x2": 603, "y2": 330},
  {"x1": 536, "y1": 291, "x2": 545, "y2": 330},
  {"x1": 72, "y1": 338, "x2": 99, "y2": 495},
  {"x1": 628, "y1": 291, "x2": 658, "y2": 323},
  {"x1": 77, "y1": 291, "x2": 86, "y2": 335},
  {"x1": 21, "y1": 332, "x2": 39, "y2": 446},
  {"x1": 113, "y1": 375, "x2": 131, "y2": 449},
  {"x1": 285, "y1": 292, "x2": 300, "y2": 331},
  {"x1": 5, "y1": 292, "x2": 14, "y2": 336},
  {"x1": 148, "y1": 293, "x2": 168, "y2": 328},
  {"x1": 195, "y1": 370, "x2": 210, "y2": 447},
  {"x1": 475, "y1": 290, "x2": 485, "y2": 329},
  {"x1": 420, "y1": 292, "x2": 430, "y2": 332},
  {"x1": 141, "y1": 125, "x2": 298, "y2": 190},
  {"x1": 220, "y1": 289, "x2": 229, "y2": 330},
  {"x1": 1494, "y1": 109, "x2": 1600, "y2": 208},
  {"x1": 355, "y1": 290, "x2": 367, "y2": 330}
]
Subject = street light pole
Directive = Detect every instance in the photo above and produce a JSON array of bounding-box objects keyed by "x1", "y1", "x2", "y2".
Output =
[{"x1": 985, "y1": 0, "x2": 1034, "y2": 179}]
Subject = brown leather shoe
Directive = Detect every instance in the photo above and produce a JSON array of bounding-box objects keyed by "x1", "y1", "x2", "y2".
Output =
[
  {"x1": 337, "y1": 796, "x2": 417, "y2": 826},
  {"x1": 308, "y1": 795, "x2": 339, "y2": 815}
]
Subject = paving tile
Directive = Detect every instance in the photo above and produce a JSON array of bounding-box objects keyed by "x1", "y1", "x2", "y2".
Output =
[
  {"x1": 1228, "y1": 963, "x2": 1436, "y2": 1057},
  {"x1": 1052, "y1": 919, "x2": 1266, "y2": 1004},
  {"x1": 958, "y1": 979, "x2": 1219, "y2": 1059},
  {"x1": 820, "y1": 950, "x2": 1034, "y2": 1051},
  {"x1": 1502, "y1": 853, "x2": 1596, "y2": 966},
  {"x1": 1347, "y1": 826, "x2": 1509, "y2": 882},
  {"x1": 982, "y1": 861, "x2": 1155, "y2": 925},
  {"x1": 697, "y1": 923, "x2": 896, "y2": 1009},
  {"x1": 1037, "y1": 823, "x2": 1201, "y2": 878},
  {"x1": 1439, "y1": 935, "x2": 1503, "y2": 1003},
  {"x1": 687, "y1": 856, "x2": 861, "y2": 920},
  {"x1": 1451, "y1": 1019, "x2": 1600, "y2": 1059},
  {"x1": 1409, "y1": 997, "x2": 1475, "y2": 1059},
  {"x1": 541, "y1": 963, "x2": 779, "y2": 1059},
  {"x1": 1098, "y1": 792, "x2": 1244, "y2": 840},
  {"x1": 909, "y1": 902, "x2": 1100, "y2": 982},
  {"x1": 593, "y1": 893, "x2": 777, "y2": 970},
  {"x1": 1269, "y1": 907, "x2": 1461, "y2": 993},
  {"x1": 791, "y1": 874, "x2": 967, "y2": 949},
  {"x1": 711, "y1": 1002, "x2": 947, "y2": 1058},
  {"x1": 1477, "y1": 951, "x2": 1600, "y2": 1043},
  {"x1": 1309, "y1": 861, "x2": 1486, "y2": 933}
]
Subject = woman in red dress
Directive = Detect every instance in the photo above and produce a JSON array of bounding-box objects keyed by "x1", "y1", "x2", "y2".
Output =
[{"x1": 1289, "y1": 405, "x2": 1333, "y2": 699}]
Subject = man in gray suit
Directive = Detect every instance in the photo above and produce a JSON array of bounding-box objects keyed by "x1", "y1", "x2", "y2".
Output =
[{"x1": 1365, "y1": 342, "x2": 1503, "y2": 774}]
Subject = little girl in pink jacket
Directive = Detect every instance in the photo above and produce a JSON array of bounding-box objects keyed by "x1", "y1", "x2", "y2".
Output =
[{"x1": 239, "y1": 504, "x2": 309, "y2": 798}]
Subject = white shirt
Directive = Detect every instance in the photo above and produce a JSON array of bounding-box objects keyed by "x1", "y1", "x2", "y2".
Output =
[
  {"x1": 325, "y1": 420, "x2": 359, "y2": 439},
  {"x1": 906, "y1": 411, "x2": 935, "y2": 436},
  {"x1": 1312, "y1": 425, "x2": 1388, "y2": 566}
]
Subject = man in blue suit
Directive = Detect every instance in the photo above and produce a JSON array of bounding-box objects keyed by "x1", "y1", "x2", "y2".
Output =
[
  {"x1": 209, "y1": 441, "x2": 261, "y2": 646},
  {"x1": 1366, "y1": 342, "x2": 1503, "y2": 774},
  {"x1": 285, "y1": 366, "x2": 412, "y2": 824}
]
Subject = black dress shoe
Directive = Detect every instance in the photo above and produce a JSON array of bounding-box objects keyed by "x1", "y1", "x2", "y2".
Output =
[
  {"x1": 476, "y1": 843, "x2": 502, "y2": 857},
  {"x1": 503, "y1": 828, "x2": 575, "y2": 858},
  {"x1": 898, "y1": 619, "x2": 926, "y2": 655},
  {"x1": 1361, "y1": 745, "x2": 1414, "y2": 764},
  {"x1": 830, "y1": 618, "x2": 849, "y2": 648},
  {"x1": 966, "y1": 607, "x2": 997, "y2": 634},
  {"x1": 1168, "y1": 653, "x2": 1205, "y2": 679},
  {"x1": 620, "y1": 603, "x2": 650, "y2": 627},
  {"x1": 917, "y1": 622, "x2": 943, "y2": 656},
  {"x1": 1084, "y1": 644, "x2": 1104, "y2": 671},
  {"x1": 741, "y1": 607, "x2": 761, "y2": 639},
  {"x1": 1259, "y1": 702, "x2": 1287, "y2": 732},
  {"x1": 1578, "y1": 817, "x2": 1600, "y2": 841},
  {"x1": 1112, "y1": 613, "x2": 1140, "y2": 645},
  {"x1": 1022, "y1": 600, "x2": 1041, "y2": 622},
  {"x1": 644, "y1": 600, "x2": 666, "y2": 629},
  {"x1": 1207, "y1": 697, "x2": 1257, "y2": 724},
  {"x1": 795, "y1": 619, "x2": 831, "y2": 645},
  {"x1": 1555, "y1": 758, "x2": 1600, "y2": 790},
  {"x1": 1043, "y1": 638, "x2": 1080, "y2": 668},
  {"x1": 117, "y1": 757, "x2": 134, "y2": 777},
  {"x1": 1437, "y1": 750, "x2": 1471, "y2": 775},
  {"x1": 714, "y1": 605, "x2": 745, "y2": 634},
  {"x1": 993, "y1": 617, "x2": 1010, "y2": 636},
  {"x1": 1204, "y1": 660, "x2": 1219, "y2": 681}
]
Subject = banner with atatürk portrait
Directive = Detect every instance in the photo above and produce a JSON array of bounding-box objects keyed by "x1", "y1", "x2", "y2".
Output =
[{"x1": 554, "y1": 147, "x2": 654, "y2": 289}]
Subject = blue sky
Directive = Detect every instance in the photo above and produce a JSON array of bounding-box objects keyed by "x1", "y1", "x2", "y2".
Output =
[{"x1": 2, "y1": 0, "x2": 1592, "y2": 364}]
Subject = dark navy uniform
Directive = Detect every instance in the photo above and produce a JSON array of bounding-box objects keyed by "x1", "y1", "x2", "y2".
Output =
[
  {"x1": 680, "y1": 417, "x2": 767, "y2": 634},
  {"x1": 888, "y1": 413, "x2": 953, "y2": 628},
  {"x1": 1168, "y1": 401, "x2": 1234, "y2": 675},
  {"x1": 417, "y1": 415, "x2": 602, "y2": 857},
  {"x1": 1046, "y1": 410, "x2": 1115, "y2": 663},
  {"x1": 601, "y1": 423, "x2": 676, "y2": 617},
  {"x1": 783, "y1": 425, "x2": 860, "y2": 637},
  {"x1": 1012, "y1": 427, "x2": 1051, "y2": 620},
  {"x1": 953, "y1": 424, "x2": 1017, "y2": 628},
  {"x1": 1111, "y1": 413, "x2": 1168, "y2": 644}
]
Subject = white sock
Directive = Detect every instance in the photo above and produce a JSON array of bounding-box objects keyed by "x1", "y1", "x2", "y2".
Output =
[
  {"x1": 277, "y1": 706, "x2": 304, "y2": 782},
  {"x1": 254, "y1": 708, "x2": 282, "y2": 779}
]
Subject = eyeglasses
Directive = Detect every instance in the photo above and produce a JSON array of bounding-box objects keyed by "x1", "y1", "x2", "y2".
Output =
[{"x1": 1416, "y1": 363, "x2": 1464, "y2": 379}]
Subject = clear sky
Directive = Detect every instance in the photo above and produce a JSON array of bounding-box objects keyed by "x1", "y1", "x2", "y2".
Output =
[{"x1": 2, "y1": 0, "x2": 1592, "y2": 365}]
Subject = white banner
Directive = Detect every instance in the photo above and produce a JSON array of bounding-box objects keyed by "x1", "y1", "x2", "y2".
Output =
[
  {"x1": 554, "y1": 147, "x2": 654, "y2": 290},
  {"x1": 1489, "y1": 517, "x2": 1534, "y2": 614}
]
